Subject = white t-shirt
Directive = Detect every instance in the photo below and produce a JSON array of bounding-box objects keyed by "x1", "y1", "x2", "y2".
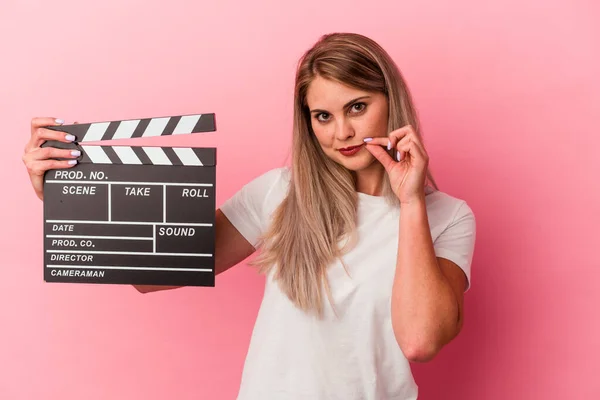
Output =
[{"x1": 220, "y1": 167, "x2": 476, "y2": 400}]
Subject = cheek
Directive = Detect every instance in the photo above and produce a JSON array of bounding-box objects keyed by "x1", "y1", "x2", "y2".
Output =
[
  {"x1": 363, "y1": 113, "x2": 387, "y2": 136},
  {"x1": 312, "y1": 124, "x2": 335, "y2": 148}
]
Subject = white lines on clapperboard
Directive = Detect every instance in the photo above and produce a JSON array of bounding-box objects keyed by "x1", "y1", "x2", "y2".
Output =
[
  {"x1": 46, "y1": 235, "x2": 153, "y2": 240},
  {"x1": 46, "y1": 220, "x2": 212, "y2": 226},
  {"x1": 108, "y1": 184, "x2": 111, "y2": 222},
  {"x1": 47, "y1": 250, "x2": 212, "y2": 257},
  {"x1": 47, "y1": 265, "x2": 212, "y2": 272}
]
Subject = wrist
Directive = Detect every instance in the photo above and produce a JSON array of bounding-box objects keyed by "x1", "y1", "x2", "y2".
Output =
[
  {"x1": 399, "y1": 194, "x2": 429, "y2": 228},
  {"x1": 399, "y1": 193, "x2": 426, "y2": 208}
]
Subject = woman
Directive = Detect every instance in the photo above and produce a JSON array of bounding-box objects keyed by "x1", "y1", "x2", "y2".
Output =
[{"x1": 23, "y1": 33, "x2": 476, "y2": 399}]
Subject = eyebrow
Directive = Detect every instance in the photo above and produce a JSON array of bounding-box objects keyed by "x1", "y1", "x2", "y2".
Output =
[{"x1": 309, "y1": 96, "x2": 371, "y2": 114}]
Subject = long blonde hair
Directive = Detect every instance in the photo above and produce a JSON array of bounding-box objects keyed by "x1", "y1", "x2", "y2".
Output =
[{"x1": 252, "y1": 32, "x2": 437, "y2": 316}]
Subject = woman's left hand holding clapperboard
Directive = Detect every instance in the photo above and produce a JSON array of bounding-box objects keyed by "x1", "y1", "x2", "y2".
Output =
[
  {"x1": 23, "y1": 117, "x2": 80, "y2": 200},
  {"x1": 21, "y1": 114, "x2": 240, "y2": 292}
]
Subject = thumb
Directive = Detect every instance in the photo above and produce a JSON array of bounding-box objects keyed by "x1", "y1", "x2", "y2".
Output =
[{"x1": 365, "y1": 144, "x2": 395, "y2": 172}]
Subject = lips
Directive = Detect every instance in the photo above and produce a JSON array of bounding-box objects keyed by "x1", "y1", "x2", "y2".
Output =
[
  {"x1": 338, "y1": 143, "x2": 365, "y2": 156},
  {"x1": 339, "y1": 144, "x2": 363, "y2": 151}
]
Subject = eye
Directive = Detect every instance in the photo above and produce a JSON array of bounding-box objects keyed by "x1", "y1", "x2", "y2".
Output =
[
  {"x1": 350, "y1": 102, "x2": 366, "y2": 114},
  {"x1": 316, "y1": 112, "x2": 330, "y2": 123}
]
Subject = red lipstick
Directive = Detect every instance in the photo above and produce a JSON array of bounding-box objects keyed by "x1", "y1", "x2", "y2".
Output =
[{"x1": 338, "y1": 143, "x2": 365, "y2": 156}]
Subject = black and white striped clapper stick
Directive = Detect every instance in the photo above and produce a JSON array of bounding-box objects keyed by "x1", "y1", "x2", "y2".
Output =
[
  {"x1": 46, "y1": 113, "x2": 216, "y2": 142},
  {"x1": 78, "y1": 146, "x2": 216, "y2": 166},
  {"x1": 42, "y1": 113, "x2": 217, "y2": 287}
]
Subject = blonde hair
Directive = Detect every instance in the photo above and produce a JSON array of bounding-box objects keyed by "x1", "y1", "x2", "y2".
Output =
[{"x1": 252, "y1": 32, "x2": 437, "y2": 316}]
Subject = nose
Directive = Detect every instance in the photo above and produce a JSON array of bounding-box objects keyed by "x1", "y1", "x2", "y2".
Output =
[{"x1": 335, "y1": 118, "x2": 354, "y2": 141}]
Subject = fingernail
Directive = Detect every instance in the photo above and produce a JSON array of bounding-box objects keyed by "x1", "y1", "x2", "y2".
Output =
[
  {"x1": 363, "y1": 138, "x2": 373, "y2": 142},
  {"x1": 65, "y1": 134, "x2": 75, "y2": 142},
  {"x1": 71, "y1": 150, "x2": 81, "y2": 157},
  {"x1": 68, "y1": 160, "x2": 78, "y2": 165},
  {"x1": 55, "y1": 118, "x2": 64, "y2": 125},
  {"x1": 387, "y1": 140, "x2": 391, "y2": 150},
  {"x1": 397, "y1": 151, "x2": 402, "y2": 161}
]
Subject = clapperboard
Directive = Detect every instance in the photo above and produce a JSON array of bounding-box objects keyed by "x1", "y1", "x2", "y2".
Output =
[{"x1": 41, "y1": 113, "x2": 217, "y2": 287}]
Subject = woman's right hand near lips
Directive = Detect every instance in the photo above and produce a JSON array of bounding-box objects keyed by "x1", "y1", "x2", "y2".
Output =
[{"x1": 23, "y1": 117, "x2": 81, "y2": 200}]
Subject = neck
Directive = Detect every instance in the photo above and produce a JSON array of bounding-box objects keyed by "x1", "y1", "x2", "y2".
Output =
[{"x1": 354, "y1": 162, "x2": 386, "y2": 196}]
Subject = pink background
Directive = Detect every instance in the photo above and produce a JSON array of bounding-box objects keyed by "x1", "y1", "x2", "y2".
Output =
[{"x1": 1, "y1": 0, "x2": 599, "y2": 399}]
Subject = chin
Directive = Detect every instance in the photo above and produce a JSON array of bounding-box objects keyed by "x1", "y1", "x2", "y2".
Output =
[{"x1": 333, "y1": 152, "x2": 377, "y2": 172}]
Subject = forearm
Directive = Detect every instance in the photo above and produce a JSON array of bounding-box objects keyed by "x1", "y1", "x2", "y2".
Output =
[{"x1": 391, "y1": 196, "x2": 460, "y2": 362}]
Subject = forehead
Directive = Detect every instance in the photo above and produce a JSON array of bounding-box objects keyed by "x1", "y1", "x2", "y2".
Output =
[{"x1": 306, "y1": 76, "x2": 369, "y2": 109}]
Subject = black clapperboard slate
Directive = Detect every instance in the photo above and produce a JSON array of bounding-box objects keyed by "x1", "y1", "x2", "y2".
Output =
[{"x1": 41, "y1": 113, "x2": 217, "y2": 286}]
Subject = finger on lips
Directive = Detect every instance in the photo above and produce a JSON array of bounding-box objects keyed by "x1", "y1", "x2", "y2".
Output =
[
  {"x1": 364, "y1": 137, "x2": 425, "y2": 164},
  {"x1": 363, "y1": 136, "x2": 408, "y2": 160},
  {"x1": 363, "y1": 138, "x2": 400, "y2": 161},
  {"x1": 363, "y1": 137, "x2": 391, "y2": 146},
  {"x1": 364, "y1": 124, "x2": 428, "y2": 163},
  {"x1": 363, "y1": 129, "x2": 420, "y2": 150}
]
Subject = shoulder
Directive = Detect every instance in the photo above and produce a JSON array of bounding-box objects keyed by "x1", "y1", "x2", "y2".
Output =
[
  {"x1": 230, "y1": 166, "x2": 290, "y2": 217},
  {"x1": 245, "y1": 166, "x2": 290, "y2": 197},
  {"x1": 425, "y1": 190, "x2": 477, "y2": 289},
  {"x1": 255, "y1": 166, "x2": 290, "y2": 185},
  {"x1": 425, "y1": 189, "x2": 475, "y2": 229},
  {"x1": 219, "y1": 166, "x2": 291, "y2": 246}
]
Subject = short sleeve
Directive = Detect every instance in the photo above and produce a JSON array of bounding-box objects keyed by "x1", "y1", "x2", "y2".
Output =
[
  {"x1": 433, "y1": 201, "x2": 477, "y2": 291},
  {"x1": 219, "y1": 167, "x2": 288, "y2": 248}
]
